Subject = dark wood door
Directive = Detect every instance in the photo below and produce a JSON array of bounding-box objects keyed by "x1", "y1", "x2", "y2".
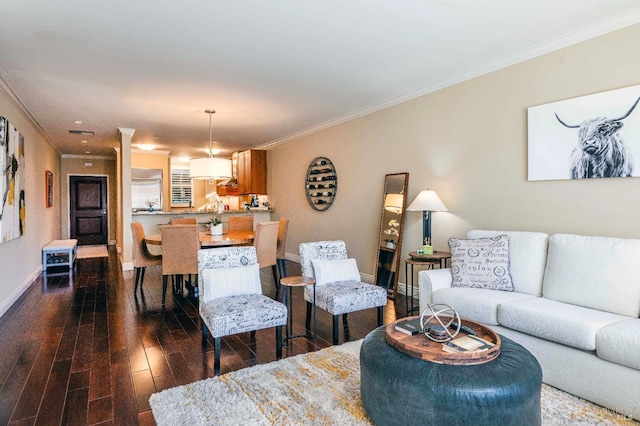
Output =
[{"x1": 70, "y1": 176, "x2": 108, "y2": 245}]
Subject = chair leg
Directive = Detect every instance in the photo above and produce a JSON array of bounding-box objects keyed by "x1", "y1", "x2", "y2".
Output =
[
  {"x1": 139, "y1": 267, "x2": 146, "y2": 289},
  {"x1": 271, "y1": 265, "x2": 279, "y2": 292},
  {"x1": 343, "y1": 313, "x2": 348, "y2": 326},
  {"x1": 276, "y1": 325, "x2": 283, "y2": 360},
  {"x1": 214, "y1": 337, "x2": 221, "y2": 375},
  {"x1": 277, "y1": 258, "x2": 287, "y2": 279},
  {"x1": 333, "y1": 315, "x2": 339, "y2": 345},
  {"x1": 134, "y1": 267, "x2": 141, "y2": 292},
  {"x1": 202, "y1": 321, "x2": 208, "y2": 348},
  {"x1": 377, "y1": 306, "x2": 384, "y2": 326},
  {"x1": 162, "y1": 275, "x2": 168, "y2": 306},
  {"x1": 250, "y1": 330, "x2": 256, "y2": 344},
  {"x1": 306, "y1": 302, "x2": 312, "y2": 330}
]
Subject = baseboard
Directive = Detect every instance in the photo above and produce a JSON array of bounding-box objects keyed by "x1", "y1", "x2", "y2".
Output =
[{"x1": 0, "y1": 266, "x2": 42, "y2": 319}]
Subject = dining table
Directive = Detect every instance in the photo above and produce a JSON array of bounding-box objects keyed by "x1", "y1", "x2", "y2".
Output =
[{"x1": 144, "y1": 230, "x2": 255, "y2": 247}]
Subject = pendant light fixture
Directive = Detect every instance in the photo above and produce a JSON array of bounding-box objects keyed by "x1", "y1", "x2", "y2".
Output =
[{"x1": 189, "y1": 109, "x2": 232, "y2": 181}]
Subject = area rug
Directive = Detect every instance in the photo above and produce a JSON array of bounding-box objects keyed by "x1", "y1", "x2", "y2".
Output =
[
  {"x1": 149, "y1": 340, "x2": 637, "y2": 425},
  {"x1": 76, "y1": 245, "x2": 109, "y2": 259}
]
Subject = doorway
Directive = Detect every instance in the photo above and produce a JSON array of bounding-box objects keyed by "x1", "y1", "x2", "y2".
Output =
[{"x1": 69, "y1": 176, "x2": 108, "y2": 245}]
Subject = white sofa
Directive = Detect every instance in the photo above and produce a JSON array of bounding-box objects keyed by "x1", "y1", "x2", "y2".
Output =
[{"x1": 418, "y1": 230, "x2": 640, "y2": 420}]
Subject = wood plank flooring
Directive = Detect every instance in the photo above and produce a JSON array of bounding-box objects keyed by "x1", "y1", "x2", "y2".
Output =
[{"x1": 0, "y1": 247, "x2": 410, "y2": 425}]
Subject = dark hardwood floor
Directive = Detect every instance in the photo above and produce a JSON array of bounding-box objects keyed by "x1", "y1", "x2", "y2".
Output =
[{"x1": 0, "y1": 247, "x2": 411, "y2": 425}]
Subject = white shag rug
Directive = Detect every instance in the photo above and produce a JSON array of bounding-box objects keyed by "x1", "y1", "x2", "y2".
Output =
[
  {"x1": 76, "y1": 245, "x2": 109, "y2": 259},
  {"x1": 149, "y1": 340, "x2": 637, "y2": 426}
]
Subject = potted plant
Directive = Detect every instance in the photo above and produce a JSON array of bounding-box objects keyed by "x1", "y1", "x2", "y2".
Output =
[
  {"x1": 383, "y1": 219, "x2": 400, "y2": 248},
  {"x1": 384, "y1": 238, "x2": 396, "y2": 249},
  {"x1": 145, "y1": 199, "x2": 158, "y2": 212},
  {"x1": 208, "y1": 213, "x2": 223, "y2": 236}
]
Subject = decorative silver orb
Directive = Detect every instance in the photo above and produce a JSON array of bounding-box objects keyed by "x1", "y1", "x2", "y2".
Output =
[{"x1": 419, "y1": 303, "x2": 461, "y2": 342}]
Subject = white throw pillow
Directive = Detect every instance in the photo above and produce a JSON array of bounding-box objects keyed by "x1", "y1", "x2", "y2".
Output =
[
  {"x1": 202, "y1": 263, "x2": 262, "y2": 302},
  {"x1": 312, "y1": 258, "x2": 360, "y2": 286},
  {"x1": 449, "y1": 235, "x2": 514, "y2": 292}
]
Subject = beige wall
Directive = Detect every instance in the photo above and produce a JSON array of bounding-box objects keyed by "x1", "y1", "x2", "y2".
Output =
[
  {"x1": 0, "y1": 82, "x2": 61, "y2": 316},
  {"x1": 268, "y1": 23, "x2": 640, "y2": 284},
  {"x1": 60, "y1": 156, "x2": 117, "y2": 243}
]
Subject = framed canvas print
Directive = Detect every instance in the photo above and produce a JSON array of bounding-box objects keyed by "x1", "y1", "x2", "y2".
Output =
[
  {"x1": 0, "y1": 116, "x2": 26, "y2": 243},
  {"x1": 528, "y1": 84, "x2": 640, "y2": 181},
  {"x1": 46, "y1": 170, "x2": 53, "y2": 208}
]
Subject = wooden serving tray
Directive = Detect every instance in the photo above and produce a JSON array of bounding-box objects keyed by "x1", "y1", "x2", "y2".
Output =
[{"x1": 386, "y1": 316, "x2": 501, "y2": 365}]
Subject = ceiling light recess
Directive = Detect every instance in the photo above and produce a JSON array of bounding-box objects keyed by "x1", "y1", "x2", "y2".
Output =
[
  {"x1": 189, "y1": 109, "x2": 232, "y2": 181},
  {"x1": 68, "y1": 129, "x2": 95, "y2": 135}
]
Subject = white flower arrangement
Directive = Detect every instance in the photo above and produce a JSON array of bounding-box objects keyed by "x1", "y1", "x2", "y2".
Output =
[{"x1": 383, "y1": 219, "x2": 400, "y2": 242}]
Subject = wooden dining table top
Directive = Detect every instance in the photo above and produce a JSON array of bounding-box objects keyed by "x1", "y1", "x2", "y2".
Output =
[{"x1": 144, "y1": 230, "x2": 255, "y2": 247}]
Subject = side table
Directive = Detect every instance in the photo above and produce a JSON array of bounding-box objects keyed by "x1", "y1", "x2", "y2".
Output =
[
  {"x1": 280, "y1": 276, "x2": 316, "y2": 346},
  {"x1": 404, "y1": 251, "x2": 451, "y2": 315}
]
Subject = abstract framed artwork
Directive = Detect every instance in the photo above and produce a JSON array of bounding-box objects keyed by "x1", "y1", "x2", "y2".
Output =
[
  {"x1": 0, "y1": 116, "x2": 26, "y2": 243},
  {"x1": 528, "y1": 84, "x2": 640, "y2": 181},
  {"x1": 46, "y1": 170, "x2": 53, "y2": 208}
]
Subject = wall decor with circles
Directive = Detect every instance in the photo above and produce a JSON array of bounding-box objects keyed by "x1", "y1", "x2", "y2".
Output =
[{"x1": 305, "y1": 157, "x2": 337, "y2": 211}]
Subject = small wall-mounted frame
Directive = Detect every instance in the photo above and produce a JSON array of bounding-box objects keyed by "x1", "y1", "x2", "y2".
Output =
[
  {"x1": 305, "y1": 157, "x2": 337, "y2": 211},
  {"x1": 45, "y1": 170, "x2": 53, "y2": 208}
]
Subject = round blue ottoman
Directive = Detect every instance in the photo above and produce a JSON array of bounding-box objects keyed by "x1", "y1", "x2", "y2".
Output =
[{"x1": 360, "y1": 326, "x2": 542, "y2": 425}]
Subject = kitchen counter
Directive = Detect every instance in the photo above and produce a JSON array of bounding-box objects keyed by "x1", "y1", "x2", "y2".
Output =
[{"x1": 132, "y1": 209, "x2": 274, "y2": 234}]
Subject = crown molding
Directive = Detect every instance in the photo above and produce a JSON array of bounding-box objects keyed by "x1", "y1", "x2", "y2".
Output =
[{"x1": 61, "y1": 154, "x2": 114, "y2": 160}]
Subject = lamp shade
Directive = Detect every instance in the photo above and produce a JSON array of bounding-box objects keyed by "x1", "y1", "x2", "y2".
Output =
[
  {"x1": 384, "y1": 193, "x2": 404, "y2": 214},
  {"x1": 406, "y1": 190, "x2": 448, "y2": 212},
  {"x1": 189, "y1": 157, "x2": 232, "y2": 180}
]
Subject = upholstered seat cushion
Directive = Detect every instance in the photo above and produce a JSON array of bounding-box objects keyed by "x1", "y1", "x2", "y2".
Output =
[
  {"x1": 596, "y1": 319, "x2": 640, "y2": 370},
  {"x1": 498, "y1": 297, "x2": 632, "y2": 351},
  {"x1": 432, "y1": 287, "x2": 535, "y2": 325},
  {"x1": 200, "y1": 294, "x2": 287, "y2": 338},
  {"x1": 304, "y1": 280, "x2": 387, "y2": 316}
]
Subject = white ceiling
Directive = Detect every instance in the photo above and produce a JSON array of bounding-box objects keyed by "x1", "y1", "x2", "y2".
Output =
[{"x1": 2, "y1": 0, "x2": 640, "y2": 159}]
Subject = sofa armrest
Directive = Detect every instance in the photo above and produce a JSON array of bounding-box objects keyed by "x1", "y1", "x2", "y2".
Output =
[{"x1": 418, "y1": 268, "x2": 453, "y2": 314}]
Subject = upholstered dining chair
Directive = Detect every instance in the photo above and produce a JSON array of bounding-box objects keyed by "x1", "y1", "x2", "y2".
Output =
[
  {"x1": 131, "y1": 222, "x2": 162, "y2": 294},
  {"x1": 253, "y1": 221, "x2": 280, "y2": 293},
  {"x1": 160, "y1": 224, "x2": 201, "y2": 305},
  {"x1": 169, "y1": 217, "x2": 197, "y2": 225},
  {"x1": 299, "y1": 240, "x2": 387, "y2": 345},
  {"x1": 198, "y1": 246, "x2": 287, "y2": 374},
  {"x1": 276, "y1": 218, "x2": 289, "y2": 279},
  {"x1": 228, "y1": 216, "x2": 253, "y2": 232}
]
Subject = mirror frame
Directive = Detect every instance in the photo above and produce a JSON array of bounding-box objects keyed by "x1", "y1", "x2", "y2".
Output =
[{"x1": 374, "y1": 172, "x2": 409, "y2": 299}]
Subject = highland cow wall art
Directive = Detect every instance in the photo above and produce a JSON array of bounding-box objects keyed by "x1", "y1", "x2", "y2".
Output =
[
  {"x1": 0, "y1": 116, "x2": 25, "y2": 243},
  {"x1": 528, "y1": 84, "x2": 640, "y2": 181}
]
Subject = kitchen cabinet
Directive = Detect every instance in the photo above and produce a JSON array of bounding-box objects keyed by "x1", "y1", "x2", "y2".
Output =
[{"x1": 236, "y1": 149, "x2": 267, "y2": 194}]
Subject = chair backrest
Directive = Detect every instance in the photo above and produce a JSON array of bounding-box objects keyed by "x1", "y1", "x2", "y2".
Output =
[
  {"x1": 299, "y1": 240, "x2": 348, "y2": 279},
  {"x1": 160, "y1": 224, "x2": 200, "y2": 275},
  {"x1": 131, "y1": 222, "x2": 160, "y2": 267},
  {"x1": 253, "y1": 221, "x2": 279, "y2": 268},
  {"x1": 228, "y1": 216, "x2": 253, "y2": 232},
  {"x1": 197, "y1": 246, "x2": 261, "y2": 304},
  {"x1": 276, "y1": 218, "x2": 289, "y2": 259},
  {"x1": 170, "y1": 217, "x2": 197, "y2": 225}
]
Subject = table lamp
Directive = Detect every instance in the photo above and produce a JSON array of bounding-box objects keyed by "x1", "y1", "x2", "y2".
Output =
[{"x1": 406, "y1": 190, "x2": 448, "y2": 248}]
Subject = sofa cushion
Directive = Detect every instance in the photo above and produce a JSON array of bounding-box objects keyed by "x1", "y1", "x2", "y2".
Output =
[
  {"x1": 498, "y1": 297, "x2": 632, "y2": 351},
  {"x1": 542, "y1": 234, "x2": 640, "y2": 317},
  {"x1": 467, "y1": 230, "x2": 548, "y2": 296},
  {"x1": 449, "y1": 235, "x2": 514, "y2": 291},
  {"x1": 596, "y1": 319, "x2": 640, "y2": 370},
  {"x1": 432, "y1": 287, "x2": 534, "y2": 325}
]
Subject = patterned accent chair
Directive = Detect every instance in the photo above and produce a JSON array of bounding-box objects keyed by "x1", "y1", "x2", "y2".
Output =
[
  {"x1": 198, "y1": 246, "x2": 287, "y2": 374},
  {"x1": 299, "y1": 240, "x2": 387, "y2": 345}
]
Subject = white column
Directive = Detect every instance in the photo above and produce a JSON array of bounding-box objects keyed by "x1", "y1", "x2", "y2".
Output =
[{"x1": 118, "y1": 128, "x2": 135, "y2": 270}]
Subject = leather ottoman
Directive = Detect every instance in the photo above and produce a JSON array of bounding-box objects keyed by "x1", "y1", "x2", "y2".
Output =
[{"x1": 360, "y1": 326, "x2": 542, "y2": 425}]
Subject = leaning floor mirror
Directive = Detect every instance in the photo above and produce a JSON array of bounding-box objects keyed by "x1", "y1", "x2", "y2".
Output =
[{"x1": 374, "y1": 173, "x2": 409, "y2": 299}]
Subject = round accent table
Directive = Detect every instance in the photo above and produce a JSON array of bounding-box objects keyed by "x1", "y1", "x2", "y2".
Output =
[
  {"x1": 360, "y1": 325, "x2": 542, "y2": 426},
  {"x1": 280, "y1": 276, "x2": 316, "y2": 346}
]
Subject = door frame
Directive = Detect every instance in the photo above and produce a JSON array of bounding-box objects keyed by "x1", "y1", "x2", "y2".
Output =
[{"x1": 67, "y1": 173, "x2": 110, "y2": 242}]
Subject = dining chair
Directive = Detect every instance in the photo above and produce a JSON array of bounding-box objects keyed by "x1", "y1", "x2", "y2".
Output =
[
  {"x1": 160, "y1": 224, "x2": 201, "y2": 305},
  {"x1": 299, "y1": 240, "x2": 387, "y2": 345},
  {"x1": 131, "y1": 222, "x2": 162, "y2": 294},
  {"x1": 228, "y1": 216, "x2": 253, "y2": 232},
  {"x1": 198, "y1": 246, "x2": 287, "y2": 374},
  {"x1": 169, "y1": 217, "x2": 197, "y2": 225},
  {"x1": 276, "y1": 218, "x2": 289, "y2": 279},
  {"x1": 253, "y1": 221, "x2": 280, "y2": 294}
]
